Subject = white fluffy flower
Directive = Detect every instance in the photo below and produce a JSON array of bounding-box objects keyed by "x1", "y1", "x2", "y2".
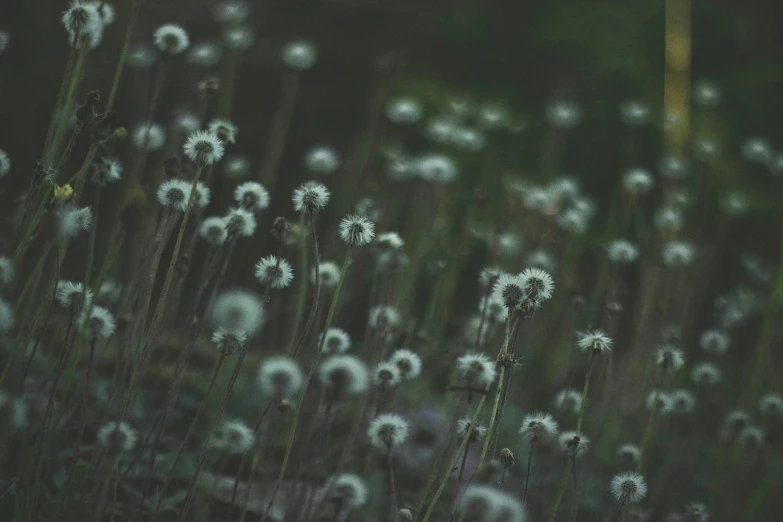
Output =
[
  {"x1": 156, "y1": 179, "x2": 192, "y2": 212},
  {"x1": 654, "y1": 207, "x2": 683, "y2": 232},
  {"x1": 548, "y1": 99, "x2": 581, "y2": 128},
  {"x1": 339, "y1": 214, "x2": 375, "y2": 246},
  {"x1": 417, "y1": 154, "x2": 457, "y2": 183},
  {"x1": 132, "y1": 122, "x2": 166, "y2": 151},
  {"x1": 56, "y1": 281, "x2": 93, "y2": 313},
  {"x1": 153, "y1": 24, "x2": 189, "y2": 55},
  {"x1": 57, "y1": 205, "x2": 92, "y2": 240},
  {"x1": 93, "y1": 157, "x2": 122, "y2": 185},
  {"x1": 213, "y1": 1, "x2": 251, "y2": 24},
  {"x1": 97, "y1": 421, "x2": 136, "y2": 453},
  {"x1": 232, "y1": 182, "x2": 270, "y2": 213},
  {"x1": 282, "y1": 40, "x2": 317, "y2": 70},
  {"x1": 62, "y1": 1, "x2": 103, "y2": 49},
  {"x1": 212, "y1": 420, "x2": 254, "y2": 454},
  {"x1": 186, "y1": 41, "x2": 222, "y2": 67},
  {"x1": 127, "y1": 43, "x2": 157, "y2": 68},
  {"x1": 623, "y1": 168, "x2": 654, "y2": 195},
  {"x1": 225, "y1": 207, "x2": 257, "y2": 237},
  {"x1": 519, "y1": 267, "x2": 554, "y2": 302},
  {"x1": 211, "y1": 328, "x2": 247, "y2": 355},
  {"x1": 610, "y1": 472, "x2": 647, "y2": 504},
  {"x1": 184, "y1": 130, "x2": 225, "y2": 165},
  {"x1": 691, "y1": 362, "x2": 721, "y2": 386},
  {"x1": 670, "y1": 389, "x2": 696, "y2": 414},
  {"x1": 223, "y1": 25, "x2": 255, "y2": 51},
  {"x1": 519, "y1": 412, "x2": 559, "y2": 443},
  {"x1": 460, "y1": 485, "x2": 526, "y2": 522},
  {"x1": 700, "y1": 330, "x2": 729, "y2": 354},
  {"x1": 646, "y1": 390, "x2": 673, "y2": 414},
  {"x1": 656, "y1": 345, "x2": 685, "y2": 372},
  {"x1": 376, "y1": 232, "x2": 404, "y2": 250},
  {"x1": 390, "y1": 349, "x2": 422, "y2": 380},
  {"x1": 577, "y1": 330, "x2": 612, "y2": 355},
  {"x1": 223, "y1": 155, "x2": 250, "y2": 179},
  {"x1": 78, "y1": 305, "x2": 116, "y2": 339},
  {"x1": 555, "y1": 389, "x2": 582, "y2": 413},
  {"x1": 759, "y1": 394, "x2": 783, "y2": 417},
  {"x1": 319, "y1": 328, "x2": 351, "y2": 355},
  {"x1": 199, "y1": 217, "x2": 228, "y2": 246},
  {"x1": 559, "y1": 431, "x2": 589, "y2": 457},
  {"x1": 255, "y1": 255, "x2": 294, "y2": 289},
  {"x1": 617, "y1": 444, "x2": 640, "y2": 462},
  {"x1": 693, "y1": 81, "x2": 721, "y2": 106},
  {"x1": 305, "y1": 146, "x2": 340, "y2": 174},
  {"x1": 367, "y1": 413, "x2": 409, "y2": 451},
  {"x1": 211, "y1": 290, "x2": 264, "y2": 336},
  {"x1": 317, "y1": 474, "x2": 368, "y2": 510},
  {"x1": 491, "y1": 273, "x2": 525, "y2": 309},
  {"x1": 311, "y1": 261, "x2": 341, "y2": 288},
  {"x1": 373, "y1": 362, "x2": 401, "y2": 388},
  {"x1": 258, "y1": 357, "x2": 304, "y2": 398},
  {"x1": 319, "y1": 355, "x2": 370, "y2": 398},
  {"x1": 386, "y1": 98, "x2": 423, "y2": 124},
  {"x1": 208, "y1": 118, "x2": 238, "y2": 144},
  {"x1": 662, "y1": 242, "x2": 695, "y2": 267},
  {"x1": 292, "y1": 181, "x2": 330, "y2": 212},
  {"x1": 607, "y1": 240, "x2": 639, "y2": 264},
  {"x1": 368, "y1": 305, "x2": 400, "y2": 330},
  {"x1": 457, "y1": 353, "x2": 496, "y2": 388},
  {"x1": 457, "y1": 418, "x2": 487, "y2": 442}
]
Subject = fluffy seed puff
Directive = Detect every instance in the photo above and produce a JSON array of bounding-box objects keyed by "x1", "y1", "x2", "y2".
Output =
[
  {"x1": 671, "y1": 389, "x2": 697, "y2": 414},
  {"x1": 459, "y1": 485, "x2": 526, "y2": 522},
  {"x1": 92, "y1": 157, "x2": 122, "y2": 185},
  {"x1": 255, "y1": 256, "x2": 294, "y2": 289},
  {"x1": 646, "y1": 390, "x2": 673, "y2": 414},
  {"x1": 374, "y1": 362, "x2": 401, "y2": 388},
  {"x1": 617, "y1": 444, "x2": 640, "y2": 463},
  {"x1": 62, "y1": 1, "x2": 103, "y2": 48},
  {"x1": 555, "y1": 389, "x2": 583, "y2": 413},
  {"x1": 208, "y1": 118, "x2": 238, "y2": 144},
  {"x1": 78, "y1": 305, "x2": 116, "y2": 339},
  {"x1": 157, "y1": 179, "x2": 192, "y2": 212},
  {"x1": 292, "y1": 181, "x2": 330, "y2": 212},
  {"x1": 225, "y1": 207, "x2": 257, "y2": 237},
  {"x1": 759, "y1": 394, "x2": 783, "y2": 417},
  {"x1": 457, "y1": 418, "x2": 487, "y2": 443},
  {"x1": 519, "y1": 412, "x2": 559, "y2": 444},
  {"x1": 456, "y1": 353, "x2": 497, "y2": 389},
  {"x1": 610, "y1": 472, "x2": 647, "y2": 504},
  {"x1": 211, "y1": 289, "x2": 264, "y2": 336},
  {"x1": 57, "y1": 205, "x2": 92, "y2": 241},
  {"x1": 491, "y1": 273, "x2": 525, "y2": 309},
  {"x1": 56, "y1": 280, "x2": 93, "y2": 313},
  {"x1": 319, "y1": 328, "x2": 351, "y2": 355},
  {"x1": 368, "y1": 305, "x2": 400, "y2": 330},
  {"x1": 305, "y1": 146, "x2": 340, "y2": 174},
  {"x1": 691, "y1": 362, "x2": 721, "y2": 386},
  {"x1": 153, "y1": 24, "x2": 189, "y2": 55},
  {"x1": 685, "y1": 502, "x2": 709, "y2": 521},
  {"x1": 699, "y1": 330, "x2": 729, "y2": 354},
  {"x1": 656, "y1": 345, "x2": 685, "y2": 373},
  {"x1": 317, "y1": 474, "x2": 368, "y2": 511},
  {"x1": 200, "y1": 217, "x2": 228, "y2": 246},
  {"x1": 339, "y1": 214, "x2": 376, "y2": 246},
  {"x1": 319, "y1": 355, "x2": 369, "y2": 399},
  {"x1": 559, "y1": 431, "x2": 590, "y2": 457},
  {"x1": 389, "y1": 349, "x2": 422, "y2": 380},
  {"x1": 234, "y1": 182, "x2": 270, "y2": 212},
  {"x1": 607, "y1": 239, "x2": 639, "y2": 264},
  {"x1": 519, "y1": 267, "x2": 554, "y2": 303},
  {"x1": 0, "y1": 257, "x2": 14, "y2": 286},
  {"x1": 662, "y1": 242, "x2": 695, "y2": 267},
  {"x1": 183, "y1": 130, "x2": 225, "y2": 165},
  {"x1": 258, "y1": 357, "x2": 304, "y2": 398},
  {"x1": 623, "y1": 167, "x2": 654, "y2": 195},
  {"x1": 577, "y1": 330, "x2": 613, "y2": 356},
  {"x1": 212, "y1": 328, "x2": 247, "y2": 356},
  {"x1": 132, "y1": 122, "x2": 166, "y2": 151},
  {"x1": 367, "y1": 413, "x2": 409, "y2": 451},
  {"x1": 282, "y1": 40, "x2": 317, "y2": 70},
  {"x1": 211, "y1": 420, "x2": 254, "y2": 454},
  {"x1": 97, "y1": 421, "x2": 137, "y2": 453},
  {"x1": 312, "y1": 261, "x2": 341, "y2": 289}
]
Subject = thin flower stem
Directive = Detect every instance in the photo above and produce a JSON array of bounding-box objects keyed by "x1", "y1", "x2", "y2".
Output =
[
  {"x1": 478, "y1": 316, "x2": 515, "y2": 466},
  {"x1": 523, "y1": 444, "x2": 534, "y2": 501},
  {"x1": 636, "y1": 388, "x2": 659, "y2": 472},
  {"x1": 104, "y1": 1, "x2": 140, "y2": 113},
  {"x1": 447, "y1": 440, "x2": 473, "y2": 520},
  {"x1": 388, "y1": 453, "x2": 399, "y2": 522},
  {"x1": 575, "y1": 353, "x2": 595, "y2": 434},
  {"x1": 546, "y1": 457, "x2": 573, "y2": 522},
  {"x1": 261, "y1": 246, "x2": 353, "y2": 522},
  {"x1": 291, "y1": 209, "x2": 321, "y2": 358}
]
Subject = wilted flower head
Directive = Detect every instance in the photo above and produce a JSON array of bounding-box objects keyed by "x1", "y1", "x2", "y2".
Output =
[
  {"x1": 56, "y1": 281, "x2": 93, "y2": 313},
  {"x1": 519, "y1": 412, "x2": 558, "y2": 443},
  {"x1": 691, "y1": 362, "x2": 721, "y2": 386},
  {"x1": 211, "y1": 420, "x2": 254, "y2": 454},
  {"x1": 548, "y1": 98, "x2": 581, "y2": 128},
  {"x1": 339, "y1": 214, "x2": 375, "y2": 246},
  {"x1": 317, "y1": 474, "x2": 368, "y2": 510},
  {"x1": 304, "y1": 146, "x2": 340, "y2": 174},
  {"x1": 319, "y1": 328, "x2": 351, "y2": 355},
  {"x1": 183, "y1": 130, "x2": 224, "y2": 165},
  {"x1": 211, "y1": 289, "x2": 264, "y2": 336},
  {"x1": 292, "y1": 181, "x2": 330, "y2": 212},
  {"x1": 368, "y1": 305, "x2": 400, "y2": 330},
  {"x1": 656, "y1": 345, "x2": 685, "y2": 372},
  {"x1": 456, "y1": 353, "x2": 496, "y2": 388},
  {"x1": 225, "y1": 207, "x2": 256, "y2": 237},
  {"x1": 390, "y1": 349, "x2": 422, "y2": 380},
  {"x1": 555, "y1": 389, "x2": 583, "y2": 413},
  {"x1": 373, "y1": 362, "x2": 401, "y2": 388},
  {"x1": 211, "y1": 328, "x2": 247, "y2": 355},
  {"x1": 577, "y1": 330, "x2": 612, "y2": 356},
  {"x1": 457, "y1": 418, "x2": 487, "y2": 442},
  {"x1": 623, "y1": 168, "x2": 654, "y2": 195},
  {"x1": 57, "y1": 205, "x2": 92, "y2": 240},
  {"x1": 559, "y1": 431, "x2": 589, "y2": 457},
  {"x1": 156, "y1": 179, "x2": 192, "y2": 212},
  {"x1": 282, "y1": 40, "x2": 317, "y2": 70},
  {"x1": 153, "y1": 24, "x2": 189, "y2": 55},
  {"x1": 199, "y1": 217, "x2": 228, "y2": 246},
  {"x1": 255, "y1": 256, "x2": 294, "y2": 289},
  {"x1": 386, "y1": 98, "x2": 423, "y2": 124},
  {"x1": 759, "y1": 394, "x2": 783, "y2": 417},
  {"x1": 367, "y1": 413, "x2": 409, "y2": 451},
  {"x1": 97, "y1": 421, "x2": 136, "y2": 453},
  {"x1": 607, "y1": 240, "x2": 639, "y2": 264},
  {"x1": 610, "y1": 472, "x2": 648, "y2": 504},
  {"x1": 319, "y1": 355, "x2": 369, "y2": 399},
  {"x1": 662, "y1": 242, "x2": 695, "y2": 267},
  {"x1": 699, "y1": 330, "x2": 728, "y2": 354},
  {"x1": 132, "y1": 122, "x2": 166, "y2": 150},
  {"x1": 78, "y1": 305, "x2": 115, "y2": 339},
  {"x1": 258, "y1": 357, "x2": 304, "y2": 398},
  {"x1": 646, "y1": 390, "x2": 673, "y2": 414}
]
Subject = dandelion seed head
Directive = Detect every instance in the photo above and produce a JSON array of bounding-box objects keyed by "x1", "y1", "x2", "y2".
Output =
[
  {"x1": 654, "y1": 207, "x2": 683, "y2": 231},
  {"x1": 258, "y1": 357, "x2": 304, "y2": 398},
  {"x1": 741, "y1": 136, "x2": 772, "y2": 164},
  {"x1": 199, "y1": 217, "x2": 229, "y2": 246},
  {"x1": 610, "y1": 472, "x2": 648, "y2": 504},
  {"x1": 292, "y1": 181, "x2": 330, "y2": 212},
  {"x1": 223, "y1": 155, "x2": 250, "y2": 179},
  {"x1": 368, "y1": 305, "x2": 400, "y2": 330},
  {"x1": 211, "y1": 327, "x2": 247, "y2": 355},
  {"x1": 62, "y1": 1, "x2": 103, "y2": 49},
  {"x1": 646, "y1": 390, "x2": 673, "y2": 414},
  {"x1": 699, "y1": 330, "x2": 728, "y2": 354},
  {"x1": 156, "y1": 179, "x2": 192, "y2": 212},
  {"x1": 78, "y1": 305, "x2": 115, "y2": 339},
  {"x1": 311, "y1": 261, "x2": 341, "y2": 289},
  {"x1": 92, "y1": 157, "x2": 122, "y2": 185},
  {"x1": 97, "y1": 421, "x2": 136, "y2": 453},
  {"x1": 57, "y1": 205, "x2": 92, "y2": 240},
  {"x1": 548, "y1": 99, "x2": 581, "y2": 128},
  {"x1": 617, "y1": 444, "x2": 640, "y2": 462},
  {"x1": 0, "y1": 150, "x2": 11, "y2": 177},
  {"x1": 319, "y1": 355, "x2": 369, "y2": 398},
  {"x1": 577, "y1": 330, "x2": 612, "y2": 356},
  {"x1": 339, "y1": 214, "x2": 375, "y2": 246},
  {"x1": 520, "y1": 267, "x2": 555, "y2": 303},
  {"x1": 759, "y1": 394, "x2": 783, "y2": 417},
  {"x1": 225, "y1": 207, "x2": 257, "y2": 237},
  {"x1": 491, "y1": 273, "x2": 525, "y2": 309},
  {"x1": 456, "y1": 353, "x2": 496, "y2": 388},
  {"x1": 127, "y1": 43, "x2": 157, "y2": 67},
  {"x1": 457, "y1": 418, "x2": 487, "y2": 442},
  {"x1": 153, "y1": 24, "x2": 189, "y2": 55},
  {"x1": 183, "y1": 130, "x2": 224, "y2": 165},
  {"x1": 282, "y1": 40, "x2": 317, "y2": 70},
  {"x1": 460, "y1": 485, "x2": 526, "y2": 522},
  {"x1": 671, "y1": 389, "x2": 697, "y2": 414},
  {"x1": 255, "y1": 256, "x2": 294, "y2": 289},
  {"x1": 213, "y1": 420, "x2": 254, "y2": 454},
  {"x1": 607, "y1": 240, "x2": 639, "y2": 264},
  {"x1": 620, "y1": 100, "x2": 650, "y2": 126},
  {"x1": 208, "y1": 118, "x2": 238, "y2": 145},
  {"x1": 367, "y1": 413, "x2": 409, "y2": 451},
  {"x1": 132, "y1": 122, "x2": 166, "y2": 150},
  {"x1": 304, "y1": 146, "x2": 340, "y2": 174},
  {"x1": 318, "y1": 474, "x2": 368, "y2": 510},
  {"x1": 193, "y1": 182, "x2": 211, "y2": 208},
  {"x1": 374, "y1": 362, "x2": 401, "y2": 387},
  {"x1": 662, "y1": 242, "x2": 695, "y2": 267},
  {"x1": 623, "y1": 168, "x2": 654, "y2": 195},
  {"x1": 319, "y1": 328, "x2": 351, "y2": 355},
  {"x1": 223, "y1": 25, "x2": 255, "y2": 50},
  {"x1": 426, "y1": 118, "x2": 456, "y2": 143},
  {"x1": 390, "y1": 349, "x2": 422, "y2": 380},
  {"x1": 691, "y1": 362, "x2": 721, "y2": 386},
  {"x1": 211, "y1": 289, "x2": 264, "y2": 336},
  {"x1": 559, "y1": 431, "x2": 590, "y2": 457},
  {"x1": 656, "y1": 345, "x2": 685, "y2": 372},
  {"x1": 376, "y1": 232, "x2": 404, "y2": 250},
  {"x1": 56, "y1": 281, "x2": 93, "y2": 313},
  {"x1": 186, "y1": 41, "x2": 222, "y2": 67},
  {"x1": 519, "y1": 412, "x2": 558, "y2": 443},
  {"x1": 738, "y1": 425, "x2": 764, "y2": 450},
  {"x1": 416, "y1": 154, "x2": 458, "y2": 184},
  {"x1": 523, "y1": 186, "x2": 556, "y2": 213},
  {"x1": 555, "y1": 389, "x2": 583, "y2": 413},
  {"x1": 386, "y1": 98, "x2": 423, "y2": 124},
  {"x1": 526, "y1": 251, "x2": 557, "y2": 273}
]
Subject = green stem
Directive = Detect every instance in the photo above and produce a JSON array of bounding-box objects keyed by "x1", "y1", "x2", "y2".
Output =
[
  {"x1": 104, "y1": 1, "x2": 139, "y2": 113},
  {"x1": 575, "y1": 354, "x2": 595, "y2": 434},
  {"x1": 546, "y1": 458, "x2": 573, "y2": 522}
]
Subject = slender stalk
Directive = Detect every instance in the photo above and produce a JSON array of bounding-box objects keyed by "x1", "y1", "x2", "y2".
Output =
[
  {"x1": 478, "y1": 316, "x2": 515, "y2": 466},
  {"x1": 291, "y1": 209, "x2": 321, "y2": 358},
  {"x1": 546, "y1": 458, "x2": 573, "y2": 522},
  {"x1": 522, "y1": 444, "x2": 534, "y2": 501},
  {"x1": 636, "y1": 388, "x2": 659, "y2": 472},
  {"x1": 575, "y1": 354, "x2": 595, "y2": 434},
  {"x1": 388, "y1": 453, "x2": 399, "y2": 522},
  {"x1": 447, "y1": 440, "x2": 473, "y2": 520},
  {"x1": 104, "y1": 1, "x2": 140, "y2": 113},
  {"x1": 257, "y1": 71, "x2": 299, "y2": 190}
]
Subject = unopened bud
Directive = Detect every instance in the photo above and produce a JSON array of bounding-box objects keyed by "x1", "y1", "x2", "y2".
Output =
[{"x1": 500, "y1": 448, "x2": 514, "y2": 469}]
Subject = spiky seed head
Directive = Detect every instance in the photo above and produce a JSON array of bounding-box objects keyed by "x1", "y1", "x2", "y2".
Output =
[
  {"x1": 207, "y1": 118, "x2": 238, "y2": 144},
  {"x1": 254, "y1": 256, "x2": 294, "y2": 289},
  {"x1": 62, "y1": 1, "x2": 103, "y2": 48},
  {"x1": 57, "y1": 205, "x2": 92, "y2": 240},
  {"x1": 211, "y1": 328, "x2": 247, "y2": 355},
  {"x1": 156, "y1": 179, "x2": 192, "y2": 211},
  {"x1": 368, "y1": 305, "x2": 400, "y2": 330},
  {"x1": 491, "y1": 273, "x2": 525, "y2": 309},
  {"x1": 691, "y1": 362, "x2": 721, "y2": 386},
  {"x1": 559, "y1": 431, "x2": 589, "y2": 457},
  {"x1": 311, "y1": 261, "x2": 341, "y2": 289},
  {"x1": 617, "y1": 444, "x2": 640, "y2": 462},
  {"x1": 519, "y1": 412, "x2": 559, "y2": 443},
  {"x1": 456, "y1": 353, "x2": 497, "y2": 388},
  {"x1": 610, "y1": 472, "x2": 648, "y2": 504},
  {"x1": 292, "y1": 181, "x2": 330, "y2": 212},
  {"x1": 373, "y1": 362, "x2": 401, "y2": 388},
  {"x1": 318, "y1": 474, "x2": 368, "y2": 510},
  {"x1": 319, "y1": 355, "x2": 369, "y2": 399},
  {"x1": 153, "y1": 24, "x2": 189, "y2": 54},
  {"x1": 183, "y1": 130, "x2": 224, "y2": 165},
  {"x1": 390, "y1": 349, "x2": 422, "y2": 380},
  {"x1": 199, "y1": 217, "x2": 229, "y2": 246},
  {"x1": 607, "y1": 240, "x2": 639, "y2": 264},
  {"x1": 457, "y1": 418, "x2": 487, "y2": 443},
  {"x1": 233, "y1": 182, "x2": 270, "y2": 212},
  {"x1": 416, "y1": 154, "x2": 458, "y2": 183},
  {"x1": 555, "y1": 389, "x2": 583, "y2": 413},
  {"x1": 92, "y1": 157, "x2": 122, "y2": 185},
  {"x1": 577, "y1": 330, "x2": 613, "y2": 356},
  {"x1": 211, "y1": 420, "x2": 254, "y2": 454},
  {"x1": 97, "y1": 421, "x2": 136, "y2": 453},
  {"x1": 225, "y1": 207, "x2": 257, "y2": 237},
  {"x1": 282, "y1": 40, "x2": 317, "y2": 70},
  {"x1": 339, "y1": 214, "x2": 376, "y2": 246},
  {"x1": 305, "y1": 146, "x2": 340, "y2": 174},
  {"x1": 211, "y1": 289, "x2": 264, "y2": 336},
  {"x1": 319, "y1": 328, "x2": 351, "y2": 355},
  {"x1": 722, "y1": 410, "x2": 750, "y2": 441},
  {"x1": 519, "y1": 267, "x2": 554, "y2": 303},
  {"x1": 367, "y1": 413, "x2": 409, "y2": 451},
  {"x1": 56, "y1": 281, "x2": 93, "y2": 313},
  {"x1": 656, "y1": 345, "x2": 685, "y2": 372},
  {"x1": 78, "y1": 305, "x2": 116, "y2": 339},
  {"x1": 258, "y1": 357, "x2": 303, "y2": 398}
]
